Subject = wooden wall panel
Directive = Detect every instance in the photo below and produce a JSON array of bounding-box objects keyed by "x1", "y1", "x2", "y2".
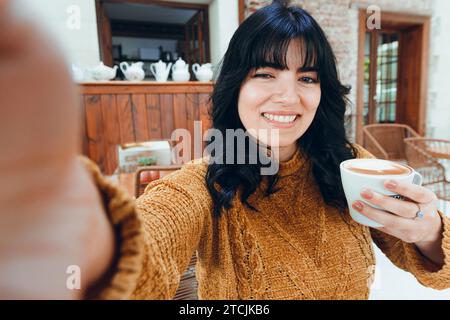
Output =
[
  {"x1": 80, "y1": 82, "x2": 214, "y2": 174},
  {"x1": 84, "y1": 95, "x2": 105, "y2": 172},
  {"x1": 131, "y1": 94, "x2": 149, "y2": 142},
  {"x1": 116, "y1": 94, "x2": 136, "y2": 144},
  {"x1": 185, "y1": 94, "x2": 198, "y2": 135},
  {"x1": 199, "y1": 93, "x2": 212, "y2": 138},
  {"x1": 173, "y1": 94, "x2": 188, "y2": 130},
  {"x1": 79, "y1": 97, "x2": 89, "y2": 155},
  {"x1": 160, "y1": 94, "x2": 175, "y2": 140},
  {"x1": 100, "y1": 94, "x2": 119, "y2": 174},
  {"x1": 186, "y1": 94, "x2": 199, "y2": 159},
  {"x1": 146, "y1": 94, "x2": 162, "y2": 141}
]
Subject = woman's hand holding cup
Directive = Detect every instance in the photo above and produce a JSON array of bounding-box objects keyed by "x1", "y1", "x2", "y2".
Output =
[
  {"x1": 353, "y1": 179, "x2": 444, "y2": 265},
  {"x1": 340, "y1": 158, "x2": 445, "y2": 266}
]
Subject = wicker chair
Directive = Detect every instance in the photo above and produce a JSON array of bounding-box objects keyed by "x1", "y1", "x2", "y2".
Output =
[
  {"x1": 403, "y1": 138, "x2": 450, "y2": 179},
  {"x1": 404, "y1": 139, "x2": 449, "y2": 211},
  {"x1": 134, "y1": 165, "x2": 183, "y2": 198},
  {"x1": 135, "y1": 165, "x2": 199, "y2": 300},
  {"x1": 362, "y1": 124, "x2": 420, "y2": 162}
]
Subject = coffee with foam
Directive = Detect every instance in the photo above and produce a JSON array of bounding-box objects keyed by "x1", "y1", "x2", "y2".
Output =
[{"x1": 343, "y1": 159, "x2": 411, "y2": 176}]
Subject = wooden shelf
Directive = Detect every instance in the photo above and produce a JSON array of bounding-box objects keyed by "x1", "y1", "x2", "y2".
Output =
[
  {"x1": 78, "y1": 81, "x2": 214, "y2": 94},
  {"x1": 79, "y1": 80, "x2": 212, "y2": 85}
]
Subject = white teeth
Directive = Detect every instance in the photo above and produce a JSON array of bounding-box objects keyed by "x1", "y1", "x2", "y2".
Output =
[{"x1": 263, "y1": 113, "x2": 297, "y2": 123}]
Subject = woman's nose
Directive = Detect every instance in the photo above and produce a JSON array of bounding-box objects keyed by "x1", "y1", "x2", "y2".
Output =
[{"x1": 271, "y1": 81, "x2": 300, "y2": 106}]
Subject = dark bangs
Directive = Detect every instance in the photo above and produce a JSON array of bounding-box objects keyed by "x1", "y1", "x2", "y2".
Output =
[{"x1": 240, "y1": 7, "x2": 327, "y2": 76}]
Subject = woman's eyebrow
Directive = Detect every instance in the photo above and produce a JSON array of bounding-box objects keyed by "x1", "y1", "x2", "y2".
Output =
[
  {"x1": 298, "y1": 66, "x2": 318, "y2": 72},
  {"x1": 256, "y1": 62, "x2": 285, "y2": 69},
  {"x1": 255, "y1": 63, "x2": 319, "y2": 72}
]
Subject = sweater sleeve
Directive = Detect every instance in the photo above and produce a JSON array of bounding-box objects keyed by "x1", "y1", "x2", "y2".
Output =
[
  {"x1": 131, "y1": 162, "x2": 212, "y2": 299},
  {"x1": 79, "y1": 156, "x2": 211, "y2": 299},
  {"x1": 352, "y1": 144, "x2": 450, "y2": 290}
]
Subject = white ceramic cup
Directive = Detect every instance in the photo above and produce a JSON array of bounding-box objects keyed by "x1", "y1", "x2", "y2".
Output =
[{"x1": 340, "y1": 158, "x2": 423, "y2": 228}]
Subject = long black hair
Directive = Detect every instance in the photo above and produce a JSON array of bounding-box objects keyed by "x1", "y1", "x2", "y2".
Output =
[{"x1": 205, "y1": 1, "x2": 358, "y2": 217}]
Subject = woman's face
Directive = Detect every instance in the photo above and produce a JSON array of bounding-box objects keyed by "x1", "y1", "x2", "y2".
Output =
[{"x1": 238, "y1": 40, "x2": 321, "y2": 160}]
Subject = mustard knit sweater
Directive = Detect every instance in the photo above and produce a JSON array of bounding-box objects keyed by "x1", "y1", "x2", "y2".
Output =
[{"x1": 82, "y1": 144, "x2": 450, "y2": 299}]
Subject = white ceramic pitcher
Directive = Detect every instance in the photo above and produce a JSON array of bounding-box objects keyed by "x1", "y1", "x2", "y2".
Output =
[
  {"x1": 192, "y1": 63, "x2": 213, "y2": 82},
  {"x1": 120, "y1": 61, "x2": 145, "y2": 81},
  {"x1": 150, "y1": 60, "x2": 172, "y2": 82}
]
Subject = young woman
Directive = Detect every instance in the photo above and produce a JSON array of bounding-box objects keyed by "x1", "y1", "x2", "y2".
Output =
[{"x1": 0, "y1": 0, "x2": 448, "y2": 299}]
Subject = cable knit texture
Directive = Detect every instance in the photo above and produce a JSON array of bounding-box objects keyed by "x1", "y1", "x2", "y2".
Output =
[{"x1": 81, "y1": 144, "x2": 450, "y2": 299}]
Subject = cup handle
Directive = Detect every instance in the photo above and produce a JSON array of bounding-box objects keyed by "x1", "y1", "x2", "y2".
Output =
[
  {"x1": 150, "y1": 64, "x2": 156, "y2": 77},
  {"x1": 120, "y1": 62, "x2": 128, "y2": 74},
  {"x1": 192, "y1": 63, "x2": 199, "y2": 74},
  {"x1": 412, "y1": 171, "x2": 423, "y2": 186}
]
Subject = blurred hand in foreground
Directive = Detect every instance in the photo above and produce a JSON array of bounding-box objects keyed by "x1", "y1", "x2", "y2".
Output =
[{"x1": 0, "y1": 1, "x2": 115, "y2": 299}]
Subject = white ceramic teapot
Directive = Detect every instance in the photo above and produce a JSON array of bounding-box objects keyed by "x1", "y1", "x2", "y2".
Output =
[
  {"x1": 150, "y1": 60, "x2": 172, "y2": 82},
  {"x1": 171, "y1": 58, "x2": 190, "y2": 82},
  {"x1": 120, "y1": 61, "x2": 145, "y2": 81},
  {"x1": 71, "y1": 64, "x2": 85, "y2": 82},
  {"x1": 192, "y1": 63, "x2": 213, "y2": 82},
  {"x1": 90, "y1": 61, "x2": 118, "y2": 81}
]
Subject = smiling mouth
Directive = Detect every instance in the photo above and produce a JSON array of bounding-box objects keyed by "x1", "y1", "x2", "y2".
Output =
[{"x1": 261, "y1": 112, "x2": 299, "y2": 124}]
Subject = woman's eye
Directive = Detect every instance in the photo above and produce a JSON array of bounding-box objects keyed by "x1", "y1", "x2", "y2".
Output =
[
  {"x1": 299, "y1": 76, "x2": 318, "y2": 84},
  {"x1": 253, "y1": 73, "x2": 273, "y2": 79}
]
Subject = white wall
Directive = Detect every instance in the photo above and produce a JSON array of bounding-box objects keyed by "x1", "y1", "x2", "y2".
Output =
[
  {"x1": 14, "y1": 0, "x2": 101, "y2": 68},
  {"x1": 208, "y1": 0, "x2": 239, "y2": 69},
  {"x1": 12, "y1": 0, "x2": 238, "y2": 71},
  {"x1": 428, "y1": 0, "x2": 450, "y2": 139}
]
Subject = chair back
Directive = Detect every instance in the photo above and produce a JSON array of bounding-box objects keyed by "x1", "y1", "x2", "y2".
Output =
[
  {"x1": 362, "y1": 124, "x2": 420, "y2": 161},
  {"x1": 135, "y1": 165, "x2": 182, "y2": 198},
  {"x1": 403, "y1": 137, "x2": 450, "y2": 172},
  {"x1": 404, "y1": 139, "x2": 449, "y2": 201}
]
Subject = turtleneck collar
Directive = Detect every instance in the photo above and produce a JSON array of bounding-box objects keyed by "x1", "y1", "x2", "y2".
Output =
[{"x1": 278, "y1": 147, "x2": 308, "y2": 177}]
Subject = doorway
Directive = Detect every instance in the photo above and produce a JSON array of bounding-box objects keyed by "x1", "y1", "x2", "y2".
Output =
[
  {"x1": 356, "y1": 10, "x2": 431, "y2": 144},
  {"x1": 95, "y1": 0, "x2": 210, "y2": 80}
]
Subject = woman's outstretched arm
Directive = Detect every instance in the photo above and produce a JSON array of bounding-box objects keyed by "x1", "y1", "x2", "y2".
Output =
[
  {"x1": 80, "y1": 157, "x2": 211, "y2": 300},
  {"x1": 353, "y1": 144, "x2": 450, "y2": 290},
  {"x1": 0, "y1": 1, "x2": 211, "y2": 299}
]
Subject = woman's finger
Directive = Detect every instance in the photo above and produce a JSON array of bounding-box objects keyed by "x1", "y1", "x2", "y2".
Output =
[
  {"x1": 352, "y1": 200, "x2": 416, "y2": 230},
  {"x1": 383, "y1": 179, "x2": 437, "y2": 204},
  {"x1": 0, "y1": 0, "x2": 8, "y2": 13},
  {"x1": 0, "y1": 4, "x2": 35, "y2": 60},
  {"x1": 360, "y1": 189, "x2": 418, "y2": 219}
]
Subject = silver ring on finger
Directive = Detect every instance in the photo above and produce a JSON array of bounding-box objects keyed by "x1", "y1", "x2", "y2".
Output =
[{"x1": 413, "y1": 202, "x2": 425, "y2": 220}]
